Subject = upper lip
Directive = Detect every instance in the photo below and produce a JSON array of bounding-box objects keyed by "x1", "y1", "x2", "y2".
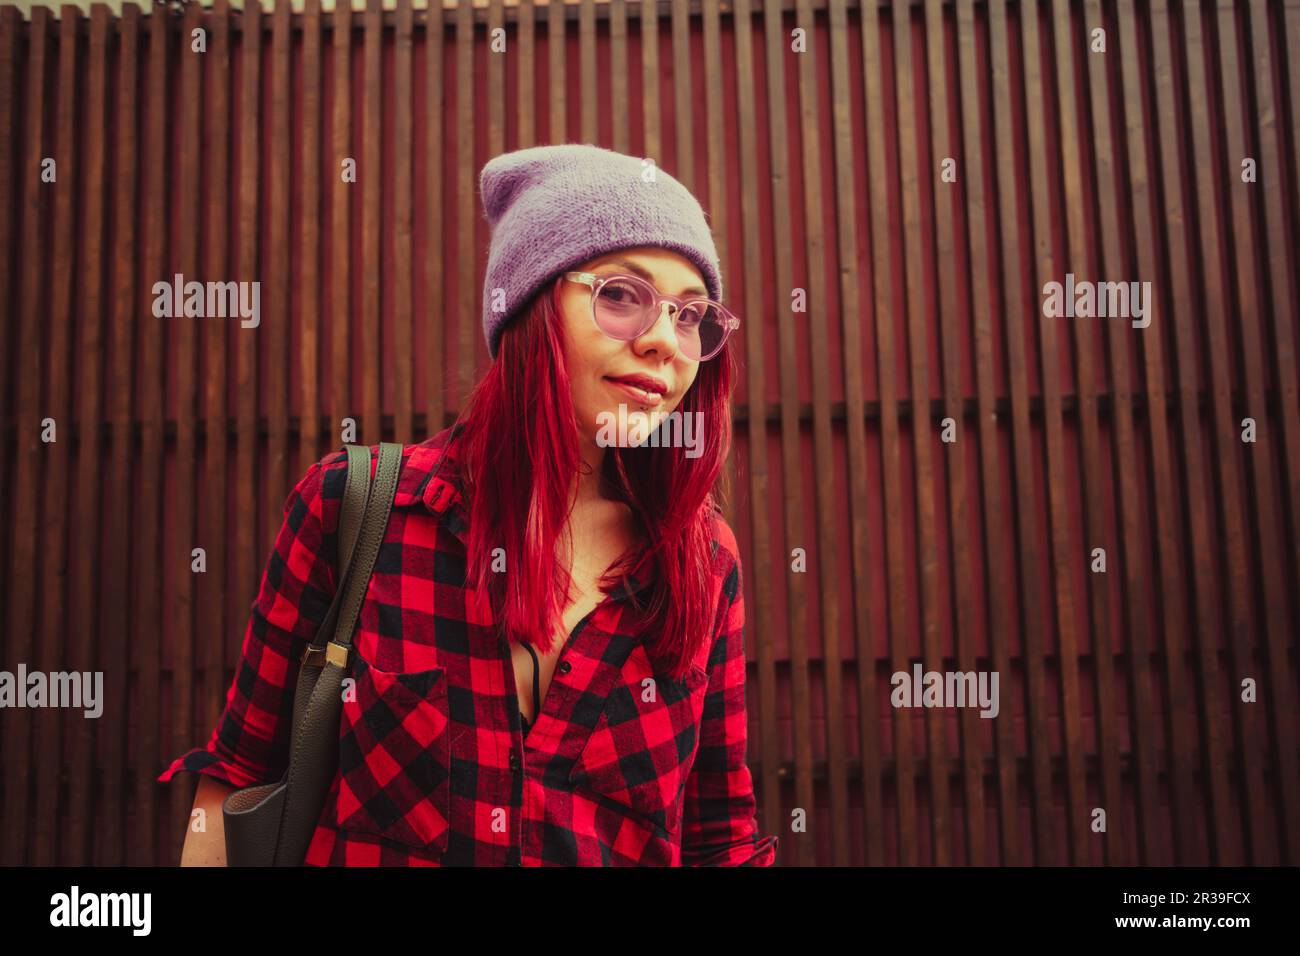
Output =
[{"x1": 605, "y1": 373, "x2": 669, "y2": 396}]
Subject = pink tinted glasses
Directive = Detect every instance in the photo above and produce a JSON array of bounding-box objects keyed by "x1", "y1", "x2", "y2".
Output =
[{"x1": 564, "y1": 270, "x2": 740, "y2": 361}]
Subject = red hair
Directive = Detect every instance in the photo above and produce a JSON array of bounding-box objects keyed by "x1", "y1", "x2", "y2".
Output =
[{"x1": 453, "y1": 277, "x2": 737, "y2": 680}]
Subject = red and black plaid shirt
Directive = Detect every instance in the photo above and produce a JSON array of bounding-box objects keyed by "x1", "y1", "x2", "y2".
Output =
[{"x1": 159, "y1": 425, "x2": 779, "y2": 866}]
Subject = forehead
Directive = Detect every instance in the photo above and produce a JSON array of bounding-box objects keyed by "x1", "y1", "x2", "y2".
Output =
[{"x1": 583, "y1": 249, "x2": 708, "y2": 296}]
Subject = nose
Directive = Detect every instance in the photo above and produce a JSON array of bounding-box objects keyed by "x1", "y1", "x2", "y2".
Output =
[{"x1": 632, "y1": 299, "x2": 679, "y2": 362}]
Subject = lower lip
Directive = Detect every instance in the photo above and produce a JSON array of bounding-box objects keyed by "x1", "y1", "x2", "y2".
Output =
[{"x1": 606, "y1": 378, "x2": 665, "y2": 406}]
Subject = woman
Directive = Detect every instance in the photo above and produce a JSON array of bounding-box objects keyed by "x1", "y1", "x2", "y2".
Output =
[{"x1": 160, "y1": 143, "x2": 779, "y2": 867}]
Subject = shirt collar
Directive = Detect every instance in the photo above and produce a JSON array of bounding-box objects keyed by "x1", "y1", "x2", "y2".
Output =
[{"x1": 397, "y1": 424, "x2": 654, "y2": 601}]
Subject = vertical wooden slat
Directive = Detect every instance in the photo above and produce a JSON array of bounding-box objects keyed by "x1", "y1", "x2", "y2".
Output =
[
  {"x1": 1049, "y1": 0, "x2": 1122, "y2": 866},
  {"x1": 1216, "y1": 0, "x2": 1300, "y2": 862},
  {"x1": 488, "y1": 0, "x2": 505, "y2": 158},
  {"x1": 69, "y1": 1, "x2": 109, "y2": 867},
  {"x1": 762, "y1": 0, "x2": 812, "y2": 868},
  {"x1": 201, "y1": 0, "x2": 231, "y2": 779},
  {"x1": 456, "y1": 0, "x2": 475, "y2": 406},
  {"x1": 362, "y1": 0, "x2": 381, "y2": 439},
  {"x1": 955, "y1": 0, "x2": 1017, "y2": 866},
  {"x1": 426, "y1": 0, "x2": 446, "y2": 434},
  {"x1": 394, "y1": 0, "x2": 414, "y2": 442},
  {"x1": 140, "y1": 3, "x2": 168, "y2": 864},
  {"x1": 987, "y1": 0, "x2": 1053, "y2": 864},
  {"x1": 330, "y1": 0, "x2": 351, "y2": 443},
  {"x1": 892, "y1": 0, "x2": 951, "y2": 865},
  {"x1": 518, "y1": 0, "x2": 535, "y2": 149},
  {"x1": 671, "y1": 0, "x2": 692, "y2": 188},
  {"x1": 1, "y1": 4, "x2": 49, "y2": 867},
  {"x1": 0, "y1": 7, "x2": 17, "y2": 574},
  {"x1": 580, "y1": 0, "x2": 597, "y2": 143},
  {"x1": 610, "y1": 0, "x2": 628, "y2": 153},
  {"x1": 1082, "y1": 0, "x2": 1151, "y2": 868},
  {"x1": 1247, "y1": 0, "x2": 1300, "y2": 854},
  {"x1": 730, "y1": 0, "x2": 782, "y2": 864},
  {"x1": 702, "y1": 0, "x2": 736, "y2": 531},
  {"x1": 300, "y1": 0, "x2": 321, "y2": 467},
  {"x1": 34, "y1": 4, "x2": 81, "y2": 867},
  {"x1": 1180, "y1": 0, "x2": 1268, "y2": 864},
  {"x1": 231, "y1": 0, "x2": 261, "y2": 859},
  {"x1": 861, "y1": 0, "x2": 917, "y2": 866},
  {"x1": 267, "y1": 0, "x2": 290, "y2": 563},
  {"x1": 828, "y1": 0, "x2": 883, "y2": 866},
  {"x1": 640, "y1": 0, "x2": 660, "y2": 157},
  {"x1": 168, "y1": 0, "x2": 202, "y2": 866},
  {"x1": 925, "y1": 0, "x2": 986, "y2": 865},
  {"x1": 549, "y1": 0, "x2": 566, "y2": 142},
  {"x1": 107, "y1": 1, "x2": 141, "y2": 865},
  {"x1": 792, "y1": 0, "x2": 848, "y2": 866}
]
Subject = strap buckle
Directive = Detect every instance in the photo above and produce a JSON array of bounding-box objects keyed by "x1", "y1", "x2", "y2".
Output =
[{"x1": 301, "y1": 641, "x2": 353, "y2": 669}]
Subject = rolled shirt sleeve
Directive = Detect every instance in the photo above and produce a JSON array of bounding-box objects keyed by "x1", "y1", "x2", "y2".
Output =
[
  {"x1": 680, "y1": 520, "x2": 779, "y2": 867},
  {"x1": 157, "y1": 457, "x2": 339, "y2": 790}
]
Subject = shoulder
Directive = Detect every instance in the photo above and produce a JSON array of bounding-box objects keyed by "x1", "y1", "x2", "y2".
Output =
[{"x1": 305, "y1": 426, "x2": 463, "y2": 510}]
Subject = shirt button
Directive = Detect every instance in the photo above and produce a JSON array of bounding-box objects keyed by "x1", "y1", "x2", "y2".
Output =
[
  {"x1": 509, "y1": 751, "x2": 520, "y2": 771},
  {"x1": 557, "y1": 661, "x2": 572, "y2": 675}
]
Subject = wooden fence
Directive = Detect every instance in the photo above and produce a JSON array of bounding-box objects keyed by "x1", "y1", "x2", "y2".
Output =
[{"x1": 1, "y1": 0, "x2": 1298, "y2": 866}]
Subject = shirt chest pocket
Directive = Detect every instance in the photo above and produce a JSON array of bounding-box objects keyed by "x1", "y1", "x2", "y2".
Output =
[
  {"x1": 568, "y1": 662, "x2": 711, "y2": 832},
  {"x1": 336, "y1": 654, "x2": 452, "y2": 854}
]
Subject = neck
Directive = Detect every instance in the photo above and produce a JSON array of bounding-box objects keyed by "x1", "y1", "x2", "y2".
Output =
[{"x1": 573, "y1": 432, "x2": 606, "y2": 508}]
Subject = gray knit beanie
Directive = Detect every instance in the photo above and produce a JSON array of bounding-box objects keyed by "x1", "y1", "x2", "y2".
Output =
[{"x1": 479, "y1": 143, "x2": 724, "y2": 358}]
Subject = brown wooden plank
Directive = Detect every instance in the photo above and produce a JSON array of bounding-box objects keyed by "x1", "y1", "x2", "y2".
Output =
[
  {"x1": 518, "y1": 0, "x2": 535, "y2": 149},
  {"x1": 729, "y1": 0, "x2": 783, "y2": 864},
  {"x1": 1082, "y1": 0, "x2": 1155, "y2": 868},
  {"x1": 1112, "y1": 0, "x2": 1191, "y2": 867},
  {"x1": 826, "y1": 0, "x2": 883, "y2": 865},
  {"x1": 892, "y1": 0, "x2": 952, "y2": 865},
  {"x1": 1146, "y1": 0, "x2": 1234, "y2": 866},
  {"x1": 580, "y1": 0, "x2": 597, "y2": 143},
  {"x1": 394, "y1": 0, "x2": 414, "y2": 442},
  {"x1": 0, "y1": 7, "x2": 17, "y2": 589},
  {"x1": 1180, "y1": 0, "x2": 1268, "y2": 865},
  {"x1": 69, "y1": 2, "x2": 109, "y2": 867},
  {"x1": 925, "y1": 0, "x2": 986, "y2": 866},
  {"x1": 201, "y1": 0, "x2": 231, "y2": 784},
  {"x1": 987, "y1": 0, "x2": 1054, "y2": 865},
  {"x1": 955, "y1": 0, "x2": 1018, "y2": 867},
  {"x1": 456, "y1": 0, "x2": 475, "y2": 406},
  {"x1": 791, "y1": 0, "x2": 848, "y2": 866},
  {"x1": 266, "y1": 0, "x2": 291, "y2": 569},
  {"x1": 231, "y1": 0, "x2": 261, "y2": 858},
  {"x1": 700, "y1": 0, "x2": 734, "y2": 534},
  {"x1": 1250, "y1": 0, "x2": 1300, "y2": 858},
  {"x1": 640, "y1": 0, "x2": 660, "y2": 157},
  {"x1": 548, "y1": 0, "x2": 566, "y2": 141},
  {"x1": 139, "y1": 2, "x2": 168, "y2": 864},
  {"x1": 34, "y1": 4, "x2": 80, "y2": 867},
  {"x1": 330, "y1": 0, "x2": 351, "y2": 443},
  {"x1": 299, "y1": 0, "x2": 321, "y2": 469},
  {"x1": 488, "y1": 0, "x2": 505, "y2": 157},
  {"x1": 762, "y1": 0, "x2": 812, "y2": 868},
  {"x1": 861, "y1": 0, "x2": 917, "y2": 865},
  {"x1": 106, "y1": 2, "x2": 144, "y2": 866},
  {"x1": 1216, "y1": 0, "x2": 1299, "y2": 862},
  {"x1": 426, "y1": 0, "x2": 446, "y2": 435},
  {"x1": 609, "y1": 0, "x2": 628, "y2": 153},
  {"x1": 671, "y1": 0, "x2": 692, "y2": 188},
  {"x1": 1050, "y1": 0, "x2": 1123, "y2": 866},
  {"x1": 167, "y1": 0, "x2": 203, "y2": 869},
  {"x1": 0, "y1": 4, "x2": 50, "y2": 867},
  {"x1": 362, "y1": 0, "x2": 382, "y2": 439}
]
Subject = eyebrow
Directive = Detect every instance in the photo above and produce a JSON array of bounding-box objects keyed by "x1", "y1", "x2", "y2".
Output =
[{"x1": 596, "y1": 257, "x2": 709, "y2": 297}]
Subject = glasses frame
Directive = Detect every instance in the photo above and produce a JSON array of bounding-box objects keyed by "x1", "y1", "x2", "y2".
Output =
[{"x1": 563, "y1": 270, "x2": 740, "y2": 361}]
